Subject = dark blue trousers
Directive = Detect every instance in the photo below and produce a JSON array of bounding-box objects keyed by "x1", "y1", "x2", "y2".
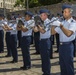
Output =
[
  {"x1": 0, "y1": 30, "x2": 4, "y2": 52},
  {"x1": 17, "y1": 30, "x2": 21, "y2": 47},
  {"x1": 56, "y1": 33, "x2": 60, "y2": 51},
  {"x1": 34, "y1": 32, "x2": 40, "y2": 53},
  {"x1": 21, "y1": 36, "x2": 31, "y2": 67},
  {"x1": 5, "y1": 32, "x2": 11, "y2": 56},
  {"x1": 31, "y1": 32, "x2": 33, "y2": 44},
  {"x1": 10, "y1": 34, "x2": 18, "y2": 62},
  {"x1": 72, "y1": 39, "x2": 76, "y2": 57},
  {"x1": 40, "y1": 39, "x2": 51, "y2": 75},
  {"x1": 59, "y1": 42, "x2": 74, "y2": 75},
  {"x1": 50, "y1": 36, "x2": 53, "y2": 58}
]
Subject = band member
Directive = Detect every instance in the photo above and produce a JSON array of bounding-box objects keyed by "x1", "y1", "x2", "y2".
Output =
[
  {"x1": 4, "y1": 15, "x2": 12, "y2": 57},
  {"x1": 34, "y1": 9, "x2": 51, "y2": 75},
  {"x1": 17, "y1": 11, "x2": 35, "y2": 70},
  {"x1": 0, "y1": 14, "x2": 4, "y2": 53},
  {"x1": 5, "y1": 16, "x2": 18, "y2": 63},
  {"x1": 16, "y1": 14, "x2": 22, "y2": 48},
  {"x1": 51, "y1": 4, "x2": 76, "y2": 75}
]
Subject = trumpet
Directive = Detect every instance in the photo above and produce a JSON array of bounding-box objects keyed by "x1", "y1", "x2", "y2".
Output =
[
  {"x1": 17, "y1": 19, "x2": 35, "y2": 29},
  {"x1": 34, "y1": 15, "x2": 44, "y2": 26},
  {"x1": 40, "y1": 16, "x2": 64, "y2": 30}
]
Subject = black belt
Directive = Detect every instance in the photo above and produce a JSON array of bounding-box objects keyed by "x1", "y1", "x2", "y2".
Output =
[
  {"x1": 60, "y1": 41, "x2": 72, "y2": 45},
  {"x1": 41, "y1": 38, "x2": 50, "y2": 40},
  {"x1": 22, "y1": 36, "x2": 31, "y2": 38}
]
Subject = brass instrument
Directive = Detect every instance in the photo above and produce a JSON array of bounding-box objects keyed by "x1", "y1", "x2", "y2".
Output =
[
  {"x1": 17, "y1": 18, "x2": 35, "y2": 29},
  {"x1": 17, "y1": 20, "x2": 24, "y2": 28},
  {"x1": 34, "y1": 15, "x2": 43, "y2": 27}
]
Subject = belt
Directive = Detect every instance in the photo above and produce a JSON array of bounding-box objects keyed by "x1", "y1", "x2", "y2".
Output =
[
  {"x1": 22, "y1": 36, "x2": 31, "y2": 38},
  {"x1": 40, "y1": 38, "x2": 50, "y2": 40},
  {"x1": 60, "y1": 41, "x2": 72, "y2": 45}
]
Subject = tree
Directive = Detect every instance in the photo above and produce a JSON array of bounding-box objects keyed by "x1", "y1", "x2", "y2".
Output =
[
  {"x1": 29, "y1": 0, "x2": 41, "y2": 8},
  {"x1": 14, "y1": 0, "x2": 25, "y2": 7},
  {"x1": 14, "y1": 0, "x2": 75, "y2": 8},
  {"x1": 62, "y1": 0, "x2": 74, "y2": 2},
  {"x1": 38, "y1": 0, "x2": 62, "y2": 5}
]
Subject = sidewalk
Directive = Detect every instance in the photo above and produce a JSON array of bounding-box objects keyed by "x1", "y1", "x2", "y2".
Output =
[{"x1": 0, "y1": 45, "x2": 76, "y2": 75}]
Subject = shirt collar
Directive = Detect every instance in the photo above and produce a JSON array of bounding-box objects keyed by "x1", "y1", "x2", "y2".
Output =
[
  {"x1": 27, "y1": 20, "x2": 31, "y2": 22},
  {"x1": 65, "y1": 17, "x2": 73, "y2": 23},
  {"x1": 24, "y1": 20, "x2": 31, "y2": 24},
  {"x1": 44, "y1": 18, "x2": 49, "y2": 23}
]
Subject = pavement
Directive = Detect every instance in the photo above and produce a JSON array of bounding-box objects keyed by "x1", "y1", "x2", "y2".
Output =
[{"x1": 0, "y1": 44, "x2": 76, "y2": 75}]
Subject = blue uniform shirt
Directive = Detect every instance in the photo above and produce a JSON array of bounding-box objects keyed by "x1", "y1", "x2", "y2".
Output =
[
  {"x1": 9, "y1": 23, "x2": 17, "y2": 35},
  {"x1": 40, "y1": 18, "x2": 51, "y2": 39},
  {"x1": 0, "y1": 20, "x2": 7, "y2": 30},
  {"x1": 22, "y1": 19, "x2": 35, "y2": 37},
  {"x1": 55, "y1": 17, "x2": 76, "y2": 42}
]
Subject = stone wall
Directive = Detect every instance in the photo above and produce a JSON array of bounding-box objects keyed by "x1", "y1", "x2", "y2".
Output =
[{"x1": 8, "y1": 1, "x2": 76, "y2": 16}]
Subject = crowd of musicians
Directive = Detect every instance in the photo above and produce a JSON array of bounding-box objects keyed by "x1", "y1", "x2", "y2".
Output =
[{"x1": 0, "y1": 4, "x2": 76, "y2": 75}]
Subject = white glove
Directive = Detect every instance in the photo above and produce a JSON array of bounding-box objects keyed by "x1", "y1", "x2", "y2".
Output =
[{"x1": 52, "y1": 20, "x2": 61, "y2": 27}]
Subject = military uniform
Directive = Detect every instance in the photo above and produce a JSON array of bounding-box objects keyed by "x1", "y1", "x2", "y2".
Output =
[
  {"x1": 9, "y1": 21, "x2": 18, "y2": 63},
  {"x1": 5, "y1": 20, "x2": 12, "y2": 57},
  {"x1": 39, "y1": 9, "x2": 51, "y2": 75},
  {"x1": 20, "y1": 11, "x2": 35, "y2": 70},
  {"x1": 33, "y1": 14, "x2": 41, "y2": 54},
  {"x1": 33, "y1": 31, "x2": 40, "y2": 54},
  {"x1": 0, "y1": 14, "x2": 4, "y2": 53},
  {"x1": 54, "y1": 5, "x2": 76, "y2": 75},
  {"x1": 17, "y1": 30, "x2": 21, "y2": 48}
]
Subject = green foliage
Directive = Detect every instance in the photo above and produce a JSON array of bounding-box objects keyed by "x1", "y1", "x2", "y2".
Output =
[
  {"x1": 14, "y1": 0, "x2": 75, "y2": 8},
  {"x1": 14, "y1": 0, "x2": 25, "y2": 7},
  {"x1": 38, "y1": 0, "x2": 62, "y2": 5}
]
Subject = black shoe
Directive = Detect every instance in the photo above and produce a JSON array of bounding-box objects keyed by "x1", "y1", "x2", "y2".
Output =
[
  {"x1": 5, "y1": 55, "x2": 11, "y2": 57},
  {"x1": 10, "y1": 60, "x2": 18, "y2": 63},
  {"x1": 50, "y1": 57, "x2": 53, "y2": 59},
  {"x1": 54, "y1": 50, "x2": 58, "y2": 53},
  {"x1": 0, "y1": 51, "x2": 4, "y2": 53},
  {"x1": 42, "y1": 73, "x2": 51, "y2": 75},
  {"x1": 20, "y1": 66, "x2": 31, "y2": 70},
  {"x1": 32, "y1": 52, "x2": 40, "y2": 55}
]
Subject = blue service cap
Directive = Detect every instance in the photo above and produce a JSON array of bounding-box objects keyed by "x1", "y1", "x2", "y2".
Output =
[
  {"x1": 62, "y1": 4, "x2": 71, "y2": 10},
  {"x1": 25, "y1": 11, "x2": 33, "y2": 17},
  {"x1": 39, "y1": 9, "x2": 50, "y2": 14}
]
